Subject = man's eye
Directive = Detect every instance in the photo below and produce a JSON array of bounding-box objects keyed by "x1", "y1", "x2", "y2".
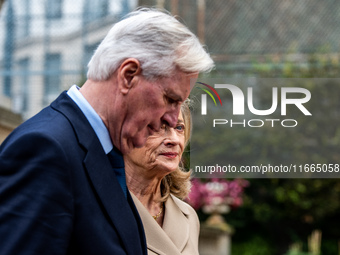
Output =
[{"x1": 167, "y1": 96, "x2": 179, "y2": 105}]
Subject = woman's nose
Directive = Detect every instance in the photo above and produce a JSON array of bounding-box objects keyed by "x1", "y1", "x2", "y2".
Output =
[{"x1": 163, "y1": 128, "x2": 180, "y2": 146}]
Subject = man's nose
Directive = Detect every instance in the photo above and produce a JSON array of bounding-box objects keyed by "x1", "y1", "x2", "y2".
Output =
[{"x1": 161, "y1": 107, "x2": 180, "y2": 128}]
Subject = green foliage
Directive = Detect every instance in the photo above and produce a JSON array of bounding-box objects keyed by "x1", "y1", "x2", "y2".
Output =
[{"x1": 232, "y1": 236, "x2": 274, "y2": 255}]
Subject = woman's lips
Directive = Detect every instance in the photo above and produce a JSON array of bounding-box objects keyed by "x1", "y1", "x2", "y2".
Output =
[{"x1": 160, "y1": 152, "x2": 178, "y2": 158}]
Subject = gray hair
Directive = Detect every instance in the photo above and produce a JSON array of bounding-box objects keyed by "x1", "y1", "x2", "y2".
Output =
[{"x1": 87, "y1": 8, "x2": 214, "y2": 80}]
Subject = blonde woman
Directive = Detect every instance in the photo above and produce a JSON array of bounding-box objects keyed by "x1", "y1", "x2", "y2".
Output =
[{"x1": 124, "y1": 102, "x2": 199, "y2": 255}]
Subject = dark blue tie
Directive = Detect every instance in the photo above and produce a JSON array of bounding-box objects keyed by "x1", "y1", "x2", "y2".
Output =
[{"x1": 107, "y1": 146, "x2": 127, "y2": 198}]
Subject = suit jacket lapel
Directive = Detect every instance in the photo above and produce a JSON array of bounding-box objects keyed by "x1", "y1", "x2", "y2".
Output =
[
  {"x1": 83, "y1": 150, "x2": 146, "y2": 254},
  {"x1": 51, "y1": 92, "x2": 146, "y2": 255},
  {"x1": 127, "y1": 191, "x2": 148, "y2": 252}
]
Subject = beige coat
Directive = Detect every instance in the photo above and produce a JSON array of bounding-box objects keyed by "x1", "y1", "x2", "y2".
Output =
[{"x1": 131, "y1": 193, "x2": 200, "y2": 255}]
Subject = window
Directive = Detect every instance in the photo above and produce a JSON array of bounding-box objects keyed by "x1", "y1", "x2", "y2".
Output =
[
  {"x1": 17, "y1": 0, "x2": 30, "y2": 38},
  {"x1": 84, "y1": 0, "x2": 109, "y2": 22},
  {"x1": 46, "y1": 0, "x2": 63, "y2": 19},
  {"x1": 44, "y1": 54, "x2": 61, "y2": 105},
  {"x1": 84, "y1": 42, "x2": 100, "y2": 68},
  {"x1": 18, "y1": 58, "x2": 30, "y2": 112}
]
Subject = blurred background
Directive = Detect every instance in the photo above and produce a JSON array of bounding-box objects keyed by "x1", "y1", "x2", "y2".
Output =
[{"x1": 0, "y1": 0, "x2": 339, "y2": 254}]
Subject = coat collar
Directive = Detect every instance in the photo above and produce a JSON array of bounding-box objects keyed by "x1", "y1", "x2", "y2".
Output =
[
  {"x1": 51, "y1": 92, "x2": 147, "y2": 255},
  {"x1": 131, "y1": 193, "x2": 190, "y2": 255}
]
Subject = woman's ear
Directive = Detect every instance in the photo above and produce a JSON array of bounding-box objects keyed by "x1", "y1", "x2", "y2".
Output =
[{"x1": 118, "y1": 58, "x2": 141, "y2": 94}]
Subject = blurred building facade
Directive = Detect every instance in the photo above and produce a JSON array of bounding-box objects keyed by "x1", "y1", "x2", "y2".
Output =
[{"x1": 0, "y1": 0, "x2": 136, "y2": 121}]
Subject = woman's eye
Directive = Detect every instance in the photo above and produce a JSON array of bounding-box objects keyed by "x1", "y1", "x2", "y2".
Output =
[{"x1": 175, "y1": 125, "x2": 185, "y2": 132}]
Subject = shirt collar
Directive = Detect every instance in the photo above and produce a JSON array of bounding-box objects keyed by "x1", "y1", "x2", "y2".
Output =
[{"x1": 67, "y1": 85, "x2": 113, "y2": 154}]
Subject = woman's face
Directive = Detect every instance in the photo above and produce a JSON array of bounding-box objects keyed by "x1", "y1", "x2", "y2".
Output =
[{"x1": 124, "y1": 111, "x2": 186, "y2": 177}]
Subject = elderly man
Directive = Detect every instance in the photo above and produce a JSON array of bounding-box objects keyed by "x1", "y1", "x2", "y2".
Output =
[{"x1": 0, "y1": 8, "x2": 213, "y2": 255}]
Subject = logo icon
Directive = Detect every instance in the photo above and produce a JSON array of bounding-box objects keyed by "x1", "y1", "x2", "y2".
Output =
[{"x1": 196, "y1": 82, "x2": 222, "y2": 115}]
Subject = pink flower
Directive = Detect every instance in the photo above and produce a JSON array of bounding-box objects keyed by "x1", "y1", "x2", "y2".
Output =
[
  {"x1": 186, "y1": 178, "x2": 249, "y2": 212},
  {"x1": 186, "y1": 178, "x2": 203, "y2": 210}
]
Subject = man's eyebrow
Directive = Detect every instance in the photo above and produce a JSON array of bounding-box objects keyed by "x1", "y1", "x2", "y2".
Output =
[
  {"x1": 170, "y1": 95, "x2": 183, "y2": 102},
  {"x1": 166, "y1": 90, "x2": 183, "y2": 102}
]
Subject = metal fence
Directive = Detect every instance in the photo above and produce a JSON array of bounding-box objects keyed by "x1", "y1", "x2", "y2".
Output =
[{"x1": 1, "y1": 0, "x2": 340, "y2": 120}]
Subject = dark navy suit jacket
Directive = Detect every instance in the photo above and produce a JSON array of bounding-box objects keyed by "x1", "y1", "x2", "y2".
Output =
[{"x1": 0, "y1": 92, "x2": 147, "y2": 255}]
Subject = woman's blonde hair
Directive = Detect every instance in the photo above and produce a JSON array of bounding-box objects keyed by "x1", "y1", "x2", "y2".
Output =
[{"x1": 160, "y1": 99, "x2": 192, "y2": 202}]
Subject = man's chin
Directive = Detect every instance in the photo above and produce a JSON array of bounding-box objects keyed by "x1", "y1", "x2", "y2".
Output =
[
  {"x1": 132, "y1": 136, "x2": 148, "y2": 149},
  {"x1": 119, "y1": 140, "x2": 132, "y2": 155}
]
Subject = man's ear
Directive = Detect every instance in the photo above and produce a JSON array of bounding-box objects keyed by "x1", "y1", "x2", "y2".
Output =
[{"x1": 118, "y1": 58, "x2": 141, "y2": 94}]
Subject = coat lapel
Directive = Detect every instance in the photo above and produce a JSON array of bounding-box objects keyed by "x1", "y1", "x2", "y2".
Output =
[
  {"x1": 51, "y1": 92, "x2": 147, "y2": 255},
  {"x1": 131, "y1": 193, "x2": 190, "y2": 255},
  {"x1": 162, "y1": 195, "x2": 190, "y2": 253}
]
